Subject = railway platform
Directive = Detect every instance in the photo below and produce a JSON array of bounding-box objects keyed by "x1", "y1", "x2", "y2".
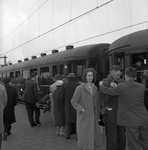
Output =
[{"x1": 1, "y1": 103, "x2": 107, "y2": 150}]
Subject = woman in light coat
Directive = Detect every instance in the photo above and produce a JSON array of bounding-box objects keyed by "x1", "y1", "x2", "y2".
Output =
[{"x1": 71, "y1": 68, "x2": 103, "y2": 150}]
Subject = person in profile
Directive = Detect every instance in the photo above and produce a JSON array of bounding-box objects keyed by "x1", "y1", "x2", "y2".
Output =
[
  {"x1": 133, "y1": 57, "x2": 148, "y2": 83},
  {"x1": 3, "y1": 77, "x2": 18, "y2": 141}
]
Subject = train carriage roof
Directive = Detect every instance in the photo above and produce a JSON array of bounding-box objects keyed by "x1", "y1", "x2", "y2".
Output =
[
  {"x1": 109, "y1": 29, "x2": 148, "y2": 53},
  {"x1": 0, "y1": 43, "x2": 110, "y2": 73}
]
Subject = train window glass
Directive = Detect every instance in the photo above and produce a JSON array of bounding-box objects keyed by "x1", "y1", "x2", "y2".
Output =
[
  {"x1": 68, "y1": 64, "x2": 72, "y2": 73},
  {"x1": 114, "y1": 53, "x2": 125, "y2": 69},
  {"x1": 77, "y1": 65, "x2": 83, "y2": 76},
  {"x1": 15, "y1": 71, "x2": 20, "y2": 78},
  {"x1": 23, "y1": 70, "x2": 29, "y2": 80},
  {"x1": 10, "y1": 72, "x2": 14, "y2": 78},
  {"x1": 132, "y1": 53, "x2": 148, "y2": 83},
  {"x1": 40, "y1": 67, "x2": 49, "y2": 74},
  {"x1": 30, "y1": 68, "x2": 37, "y2": 75},
  {"x1": 3, "y1": 73, "x2": 6, "y2": 78},
  {"x1": 6, "y1": 72, "x2": 10, "y2": 77},
  {"x1": 60, "y1": 64, "x2": 64, "y2": 75},
  {"x1": 53, "y1": 65, "x2": 57, "y2": 77}
]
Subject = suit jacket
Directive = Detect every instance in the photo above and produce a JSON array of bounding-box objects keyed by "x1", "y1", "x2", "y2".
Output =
[
  {"x1": 101, "y1": 75, "x2": 124, "y2": 123},
  {"x1": 61, "y1": 80, "x2": 79, "y2": 123},
  {"x1": 23, "y1": 79, "x2": 38, "y2": 104},
  {"x1": 100, "y1": 79, "x2": 148, "y2": 126}
]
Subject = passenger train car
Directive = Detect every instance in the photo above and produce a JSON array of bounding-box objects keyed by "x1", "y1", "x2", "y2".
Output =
[
  {"x1": 0, "y1": 43, "x2": 110, "y2": 101},
  {"x1": 108, "y1": 28, "x2": 148, "y2": 83}
]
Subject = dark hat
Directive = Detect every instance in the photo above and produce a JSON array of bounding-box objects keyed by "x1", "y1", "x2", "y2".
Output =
[
  {"x1": 110, "y1": 65, "x2": 123, "y2": 71},
  {"x1": 31, "y1": 72, "x2": 37, "y2": 78},
  {"x1": 3, "y1": 77, "x2": 11, "y2": 84},
  {"x1": 67, "y1": 73, "x2": 76, "y2": 78},
  {"x1": 54, "y1": 74, "x2": 61, "y2": 80}
]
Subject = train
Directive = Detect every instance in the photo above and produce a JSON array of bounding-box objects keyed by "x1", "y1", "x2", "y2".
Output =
[
  {"x1": 0, "y1": 28, "x2": 148, "y2": 101},
  {"x1": 0, "y1": 43, "x2": 110, "y2": 101}
]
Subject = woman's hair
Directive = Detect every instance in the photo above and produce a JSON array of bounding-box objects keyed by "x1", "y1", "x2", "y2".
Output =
[{"x1": 82, "y1": 68, "x2": 97, "y2": 83}]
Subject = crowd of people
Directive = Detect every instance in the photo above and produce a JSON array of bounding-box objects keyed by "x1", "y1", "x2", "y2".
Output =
[{"x1": 0, "y1": 63, "x2": 148, "y2": 150}]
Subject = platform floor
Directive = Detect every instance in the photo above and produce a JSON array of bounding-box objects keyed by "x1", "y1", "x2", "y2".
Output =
[{"x1": 1, "y1": 103, "x2": 108, "y2": 150}]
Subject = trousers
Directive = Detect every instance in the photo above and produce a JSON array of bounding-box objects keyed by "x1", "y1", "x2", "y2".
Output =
[
  {"x1": 125, "y1": 125, "x2": 148, "y2": 150},
  {"x1": 25, "y1": 102, "x2": 40, "y2": 125},
  {"x1": 105, "y1": 123, "x2": 126, "y2": 150}
]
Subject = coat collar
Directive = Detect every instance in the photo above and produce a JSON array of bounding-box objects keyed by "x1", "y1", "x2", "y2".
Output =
[
  {"x1": 126, "y1": 79, "x2": 135, "y2": 84},
  {"x1": 82, "y1": 83, "x2": 96, "y2": 95}
]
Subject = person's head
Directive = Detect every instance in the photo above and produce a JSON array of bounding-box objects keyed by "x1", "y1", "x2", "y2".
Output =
[
  {"x1": 54, "y1": 74, "x2": 61, "y2": 81},
  {"x1": 31, "y1": 72, "x2": 37, "y2": 80},
  {"x1": 135, "y1": 58, "x2": 143, "y2": 67},
  {"x1": 110, "y1": 65, "x2": 122, "y2": 80},
  {"x1": 3, "y1": 77, "x2": 11, "y2": 84},
  {"x1": 125, "y1": 67, "x2": 137, "y2": 81},
  {"x1": 67, "y1": 73, "x2": 76, "y2": 81},
  {"x1": 82, "y1": 68, "x2": 96, "y2": 83}
]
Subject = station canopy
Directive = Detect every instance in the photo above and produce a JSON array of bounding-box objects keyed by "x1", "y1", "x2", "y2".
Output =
[
  {"x1": 109, "y1": 29, "x2": 148, "y2": 53},
  {"x1": 0, "y1": 43, "x2": 109, "y2": 73}
]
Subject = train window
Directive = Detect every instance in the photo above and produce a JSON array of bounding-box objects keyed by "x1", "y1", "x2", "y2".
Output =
[
  {"x1": 131, "y1": 53, "x2": 148, "y2": 83},
  {"x1": 15, "y1": 71, "x2": 20, "y2": 78},
  {"x1": 23, "y1": 70, "x2": 29, "y2": 79},
  {"x1": 60, "y1": 64, "x2": 64, "y2": 75},
  {"x1": 53, "y1": 65, "x2": 57, "y2": 77},
  {"x1": 40, "y1": 67, "x2": 49, "y2": 75},
  {"x1": 30, "y1": 68, "x2": 37, "y2": 75},
  {"x1": 114, "y1": 53, "x2": 125, "y2": 69},
  {"x1": 10, "y1": 72, "x2": 14, "y2": 78},
  {"x1": 6, "y1": 72, "x2": 10, "y2": 77},
  {"x1": 77, "y1": 65, "x2": 83, "y2": 76}
]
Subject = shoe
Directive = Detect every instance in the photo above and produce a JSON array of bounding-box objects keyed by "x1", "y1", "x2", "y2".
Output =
[
  {"x1": 3, "y1": 134, "x2": 7, "y2": 141},
  {"x1": 36, "y1": 121, "x2": 41, "y2": 125},
  {"x1": 31, "y1": 123, "x2": 37, "y2": 127}
]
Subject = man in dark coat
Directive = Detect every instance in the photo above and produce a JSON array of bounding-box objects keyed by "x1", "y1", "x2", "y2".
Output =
[
  {"x1": 23, "y1": 72, "x2": 40, "y2": 127},
  {"x1": 100, "y1": 65, "x2": 126, "y2": 150},
  {"x1": 3, "y1": 77, "x2": 18, "y2": 141},
  {"x1": 100, "y1": 67, "x2": 148, "y2": 150},
  {"x1": 61, "y1": 73, "x2": 79, "y2": 139}
]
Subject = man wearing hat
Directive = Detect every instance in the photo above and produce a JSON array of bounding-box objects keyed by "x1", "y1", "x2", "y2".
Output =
[
  {"x1": 23, "y1": 72, "x2": 41, "y2": 127},
  {"x1": 100, "y1": 65, "x2": 126, "y2": 150},
  {"x1": 3, "y1": 77, "x2": 18, "y2": 141},
  {"x1": 61, "y1": 73, "x2": 79, "y2": 139}
]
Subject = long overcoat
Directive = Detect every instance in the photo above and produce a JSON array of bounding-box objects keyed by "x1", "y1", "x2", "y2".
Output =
[
  {"x1": 53, "y1": 86, "x2": 65, "y2": 126},
  {"x1": 4, "y1": 83, "x2": 18, "y2": 125},
  {"x1": 0, "y1": 84, "x2": 7, "y2": 133},
  {"x1": 71, "y1": 83, "x2": 103, "y2": 150},
  {"x1": 61, "y1": 80, "x2": 79, "y2": 123}
]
